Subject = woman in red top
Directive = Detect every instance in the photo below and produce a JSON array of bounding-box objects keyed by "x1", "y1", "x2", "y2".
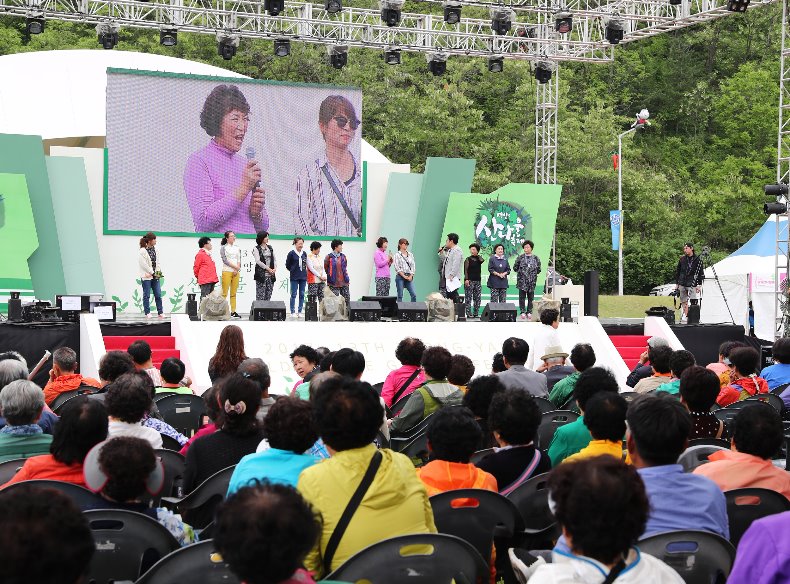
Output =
[
  {"x1": 2, "y1": 397, "x2": 108, "y2": 488},
  {"x1": 716, "y1": 347, "x2": 769, "y2": 407},
  {"x1": 194, "y1": 236, "x2": 219, "y2": 300}
]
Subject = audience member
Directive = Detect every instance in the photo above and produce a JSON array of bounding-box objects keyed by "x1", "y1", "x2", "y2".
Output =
[
  {"x1": 127, "y1": 340, "x2": 163, "y2": 387},
  {"x1": 563, "y1": 392, "x2": 627, "y2": 463},
  {"x1": 463, "y1": 375, "x2": 505, "y2": 450},
  {"x1": 319, "y1": 350, "x2": 336, "y2": 373},
  {"x1": 389, "y1": 346, "x2": 462, "y2": 434},
  {"x1": 82, "y1": 437, "x2": 196, "y2": 545},
  {"x1": 315, "y1": 347, "x2": 331, "y2": 362},
  {"x1": 381, "y1": 337, "x2": 426, "y2": 407},
  {"x1": 716, "y1": 341, "x2": 746, "y2": 387},
  {"x1": 679, "y1": 366, "x2": 724, "y2": 439},
  {"x1": 0, "y1": 357, "x2": 58, "y2": 434},
  {"x1": 0, "y1": 350, "x2": 27, "y2": 367},
  {"x1": 727, "y1": 510, "x2": 790, "y2": 583},
  {"x1": 707, "y1": 340, "x2": 743, "y2": 377},
  {"x1": 98, "y1": 350, "x2": 136, "y2": 387},
  {"x1": 476, "y1": 389, "x2": 551, "y2": 494},
  {"x1": 133, "y1": 371, "x2": 188, "y2": 447},
  {"x1": 626, "y1": 336, "x2": 669, "y2": 388},
  {"x1": 626, "y1": 394, "x2": 729, "y2": 538},
  {"x1": 208, "y1": 325, "x2": 248, "y2": 382},
  {"x1": 184, "y1": 373, "x2": 264, "y2": 492},
  {"x1": 298, "y1": 379, "x2": 436, "y2": 577},
  {"x1": 290, "y1": 345, "x2": 320, "y2": 398},
  {"x1": 158, "y1": 357, "x2": 192, "y2": 394},
  {"x1": 179, "y1": 384, "x2": 222, "y2": 456},
  {"x1": 42, "y1": 347, "x2": 101, "y2": 405},
  {"x1": 104, "y1": 372, "x2": 163, "y2": 449},
  {"x1": 447, "y1": 354, "x2": 475, "y2": 393},
  {"x1": 634, "y1": 345, "x2": 673, "y2": 393},
  {"x1": 520, "y1": 457, "x2": 683, "y2": 584},
  {"x1": 655, "y1": 349, "x2": 696, "y2": 395},
  {"x1": 330, "y1": 348, "x2": 366, "y2": 380},
  {"x1": 694, "y1": 404, "x2": 790, "y2": 498},
  {"x1": 491, "y1": 352, "x2": 507, "y2": 374},
  {"x1": 497, "y1": 337, "x2": 549, "y2": 397},
  {"x1": 3, "y1": 397, "x2": 107, "y2": 487},
  {"x1": 228, "y1": 397, "x2": 318, "y2": 494},
  {"x1": 717, "y1": 346, "x2": 768, "y2": 407},
  {"x1": 549, "y1": 343, "x2": 596, "y2": 408},
  {"x1": 548, "y1": 367, "x2": 619, "y2": 465},
  {"x1": 527, "y1": 308, "x2": 560, "y2": 370},
  {"x1": 215, "y1": 483, "x2": 321, "y2": 584},
  {"x1": 538, "y1": 346, "x2": 574, "y2": 391},
  {"x1": 0, "y1": 486, "x2": 95, "y2": 584},
  {"x1": 0, "y1": 380, "x2": 52, "y2": 462},
  {"x1": 238, "y1": 358, "x2": 274, "y2": 422},
  {"x1": 762, "y1": 338, "x2": 790, "y2": 390}
]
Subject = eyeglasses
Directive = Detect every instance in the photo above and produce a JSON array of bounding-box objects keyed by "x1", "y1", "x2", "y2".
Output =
[{"x1": 333, "y1": 116, "x2": 360, "y2": 130}]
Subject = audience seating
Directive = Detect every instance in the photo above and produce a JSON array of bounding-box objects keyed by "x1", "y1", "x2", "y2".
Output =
[
  {"x1": 155, "y1": 394, "x2": 207, "y2": 437},
  {"x1": 618, "y1": 391, "x2": 640, "y2": 403},
  {"x1": 677, "y1": 445, "x2": 728, "y2": 473},
  {"x1": 50, "y1": 387, "x2": 98, "y2": 413},
  {"x1": 159, "y1": 433, "x2": 182, "y2": 452},
  {"x1": 83, "y1": 509, "x2": 180, "y2": 583},
  {"x1": 152, "y1": 449, "x2": 186, "y2": 503},
  {"x1": 505, "y1": 472, "x2": 556, "y2": 532},
  {"x1": 638, "y1": 530, "x2": 736, "y2": 584},
  {"x1": 0, "y1": 458, "x2": 25, "y2": 484},
  {"x1": 533, "y1": 397, "x2": 556, "y2": 414},
  {"x1": 0, "y1": 479, "x2": 104, "y2": 508},
  {"x1": 536, "y1": 411, "x2": 579, "y2": 449},
  {"x1": 771, "y1": 382, "x2": 789, "y2": 396},
  {"x1": 372, "y1": 382, "x2": 384, "y2": 395},
  {"x1": 392, "y1": 431, "x2": 430, "y2": 466},
  {"x1": 325, "y1": 533, "x2": 489, "y2": 584},
  {"x1": 161, "y1": 465, "x2": 235, "y2": 529},
  {"x1": 374, "y1": 430, "x2": 390, "y2": 449},
  {"x1": 153, "y1": 392, "x2": 178, "y2": 402},
  {"x1": 724, "y1": 488, "x2": 790, "y2": 546},
  {"x1": 687, "y1": 438, "x2": 730, "y2": 449},
  {"x1": 470, "y1": 448, "x2": 495, "y2": 465},
  {"x1": 135, "y1": 539, "x2": 239, "y2": 584},
  {"x1": 743, "y1": 393, "x2": 784, "y2": 414},
  {"x1": 558, "y1": 397, "x2": 581, "y2": 414}
]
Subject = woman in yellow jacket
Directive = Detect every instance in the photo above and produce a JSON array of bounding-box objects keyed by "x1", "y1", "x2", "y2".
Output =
[{"x1": 297, "y1": 377, "x2": 436, "y2": 578}]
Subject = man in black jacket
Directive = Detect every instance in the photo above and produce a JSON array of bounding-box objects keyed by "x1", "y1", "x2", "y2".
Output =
[{"x1": 675, "y1": 243, "x2": 704, "y2": 323}]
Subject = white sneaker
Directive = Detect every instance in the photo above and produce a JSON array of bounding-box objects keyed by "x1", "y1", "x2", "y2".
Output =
[
  {"x1": 290, "y1": 314, "x2": 296, "y2": 320},
  {"x1": 520, "y1": 313, "x2": 526, "y2": 320},
  {"x1": 146, "y1": 313, "x2": 152, "y2": 319},
  {"x1": 297, "y1": 312, "x2": 304, "y2": 319}
]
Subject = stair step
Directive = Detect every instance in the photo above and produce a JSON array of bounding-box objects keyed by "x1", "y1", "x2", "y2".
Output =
[{"x1": 104, "y1": 336, "x2": 176, "y2": 350}]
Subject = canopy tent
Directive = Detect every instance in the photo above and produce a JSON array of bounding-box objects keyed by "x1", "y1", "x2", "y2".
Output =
[{"x1": 701, "y1": 217, "x2": 787, "y2": 341}]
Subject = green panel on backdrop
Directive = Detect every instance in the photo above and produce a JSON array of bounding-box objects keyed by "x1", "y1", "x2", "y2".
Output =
[
  {"x1": 368, "y1": 172, "x2": 424, "y2": 296},
  {"x1": 440, "y1": 183, "x2": 562, "y2": 300},
  {"x1": 411, "y1": 158, "x2": 476, "y2": 300},
  {"x1": 0, "y1": 135, "x2": 66, "y2": 302},
  {"x1": 47, "y1": 156, "x2": 105, "y2": 295},
  {"x1": 0, "y1": 173, "x2": 38, "y2": 311}
]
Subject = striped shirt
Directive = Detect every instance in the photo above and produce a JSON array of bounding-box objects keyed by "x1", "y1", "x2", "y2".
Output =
[
  {"x1": 393, "y1": 251, "x2": 416, "y2": 276},
  {"x1": 296, "y1": 151, "x2": 361, "y2": 237}
]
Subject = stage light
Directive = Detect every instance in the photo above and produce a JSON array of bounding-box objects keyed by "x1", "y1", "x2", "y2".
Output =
[
  {"x1": 555, "y1": 11, "x2": 572, "y2": 34},
  {"x1": 96, "y1": 23, "x2": 119, "y2": 50},
  {"x1": 427, "y1": 52, "x2": 447, "y2": 76},
  {"x1": 491, "y1": 7, "x2": 515, "y2": 35},
  {"x1": 605, "y1": 16, "x2": 625, "y2": 44},
  {"x1": 765, "y1": 202, "x2": 788, "y2": 215},
  {"x1": 216, "y1": 34, "x2": 239, "y2": 60},
  {"x1": 380, "y1": 0, "x2": 405, "y2": 26},
  {"x1": 765, "y1": 184, "x2": 790, "y2": 196},
  {"x1": 727, "y1": 0, "x2": 749, "y2": 11},
  {"x1": 265, "y1": 0, "x2": 284, "y2": 15},
  {"x1": 384, "y1": 48, "x2": 401, "y2": 65},
  {"x1": 488, "y1": 55, "x2": 504, "y2": 72},
  {"x1": 328, "y1": 44, "x2": 348, "y2": 69},
  {"x1": 26, "y1": 17, "x2": 45, "y2": 35},
  {"x1": 274, "y1": 38, "x2": 290, "y2": 56},
  {"x1": 443, "y1": 2, "x2": 461, "y2": 24},
  {"x1": 325, "y1": 0, "x2": 342, "y2": 14},
  {"x1": 535, "y1": 60, "x2": 553, "y2": 84},
  {"x1": 160, "y1": 28, "x2": 178, "y2": 46}
]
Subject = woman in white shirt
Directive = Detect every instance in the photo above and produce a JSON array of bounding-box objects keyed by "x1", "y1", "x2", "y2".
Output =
[
  {"x1": 392, "y1": 238, "x2": 417, "y2": 302},
  {"x1": 137, "y1": 232, "x2": 164, "y2": 319},
  {"x1": 220, "y1": 230, "x2": 242, "y2": 319},
  {"x1": 307, "y1": 241, "x2": 327, "y2": 302}
]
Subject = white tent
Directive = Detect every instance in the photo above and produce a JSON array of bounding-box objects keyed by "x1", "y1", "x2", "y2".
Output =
[{"x1": 701, "y1": 216, "x2": 787, "y2": 340}]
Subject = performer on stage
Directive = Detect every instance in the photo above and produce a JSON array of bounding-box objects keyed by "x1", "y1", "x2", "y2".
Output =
[
  {"x1": 464, "y1": 243, "x2": 484, "y2": 318},
  {"x1": 252, "y1": 231, "x2": 276, "y2": 301},
  {"x1": 374, "y1": 237, "x2": 393, "y2": 296},
  {"x1": 675, "y1": 242, "x2": 705, "y2": 324},
  {"x1": 438, "y1": 233, "x2": 463, "y2": 302},
  {"x1": 487, "y1": 243, "x2": 510, "y2": 303},
  {"x1": 286, "y1": 237, "x2": 308, "y2": 319},
  {"x1": 325, "y1": 239, "x2": 351, "y2": 304},
  {"x1": 514, "y1": 240, "x2": 541, "y2": 320},
  {"x1": 220, "y1": 231, "x2": 242, "y2": 319},
  {"x1": 307, "y1": 241, "x2": 327, "y2": 302},
  {"x1": 138, "y1": 232, "x2": 164, "y2": 318},
  {"x1": 393, "y1": 238, "x2": 417, "y2": 302},
  {"x1": 194, "y1": 236, "x2": 219, "y2": 300},
  {"x1": 183, "y1": 85, "x2": 268, "y2": 234},
  {"x1": 296, "y1": 95, "x2": 362, "y2": 237}
]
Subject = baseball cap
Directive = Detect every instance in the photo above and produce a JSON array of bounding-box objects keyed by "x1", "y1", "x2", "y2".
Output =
[{"x1": 83, "y1": 440, "x2": 165, "y2": 496}]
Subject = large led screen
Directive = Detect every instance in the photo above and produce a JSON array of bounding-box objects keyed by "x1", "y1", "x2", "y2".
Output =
[{"x1": 105, "y1": 69, "x2": 364, "y2": 239}]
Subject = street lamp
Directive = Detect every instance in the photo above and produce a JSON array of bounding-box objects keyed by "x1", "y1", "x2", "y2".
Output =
[{"x1": 617, "y1": 108, "x2": 650, "y2": 295}]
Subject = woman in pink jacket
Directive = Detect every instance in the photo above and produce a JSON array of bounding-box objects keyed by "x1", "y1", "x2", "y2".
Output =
[
  {"x1": 374, "y1": 236, "x2": 393, "y2": 296},
  {"x1": 194, "y1": 236, "x2": 219, "y2": 299}
]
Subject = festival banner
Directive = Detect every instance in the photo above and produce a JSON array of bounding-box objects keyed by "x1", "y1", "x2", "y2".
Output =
[{"x1": 610, "y1": 210, "x2": 622, "y2": 251}]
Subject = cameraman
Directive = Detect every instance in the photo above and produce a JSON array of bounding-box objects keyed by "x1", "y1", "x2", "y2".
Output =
[{"x1": 675, "y1": 242, "x2": 704, "y2": 323}]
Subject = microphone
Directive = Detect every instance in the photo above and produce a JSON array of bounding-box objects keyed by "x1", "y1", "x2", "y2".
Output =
[{"x1": 245, "y1": 147, "x2": 261, "y2": 189}]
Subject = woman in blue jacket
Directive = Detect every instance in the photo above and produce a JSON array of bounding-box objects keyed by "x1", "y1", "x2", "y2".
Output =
[
  {"x1": 285, "y1": 237, "x2": 308, "y2": 319},
  {"x1": 487, "y1": 243, "x2": 510, "y2": 303}
]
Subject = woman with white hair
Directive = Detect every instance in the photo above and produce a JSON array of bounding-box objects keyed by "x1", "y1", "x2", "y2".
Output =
[{"x1": 0, "y1": 380, "x2": 53, "y2": 462}]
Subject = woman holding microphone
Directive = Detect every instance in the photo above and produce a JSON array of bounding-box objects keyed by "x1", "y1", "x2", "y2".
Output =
[
  {"x1": 374, "y1": 237, "x2": 393, "y2": 296},
  {"x1": 138, "y1": 232, "x2": 164, "y2": 318}
]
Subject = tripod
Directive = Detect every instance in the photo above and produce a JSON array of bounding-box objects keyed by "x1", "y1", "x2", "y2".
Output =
[{"x1": 699, "y1": 247, "x2": 735, "y2": 325}]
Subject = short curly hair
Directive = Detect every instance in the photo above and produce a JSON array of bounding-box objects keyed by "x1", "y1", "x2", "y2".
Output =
[
  {"x1": 421, "y1": 346, "x2": 453, "y2": 380},
  {"x1": 331, "y1": 348, "x2": 365, "y2": 379},
  {"x1": 491, "y1": 353, "x2": 506, "y2": 373},
  {"x1": 263, "y1": 397, "x2": 318, "y2": 454},
  {"x1": 463, "y1": 375, "x2": 505, "y2": 419},
  {"x1": 218, "y1": 374, "x2": 262, "y2": 436},
  {"x1": 569, "y1": 344, "x2": 595, "y2": 372},
  {"x1": 772, "y1": 338, "x2": 790, "y2": 364},
  {"x1": 289, "y1": 345, "x2": 320, "y2": 367},
  {"x1": 583, "y1": 392, "x2": 627, "y2": 442},
  {"x1": 426, "y1": 406, "x2": 481, "y2": 463},
  {"x1": 647, "y1": 345, "x2": 673, "y2": 374},
  {"x1": 200, "y1": 85, "x2": 251, "y2": 137},
  {"x1": 313, "y1": 378, "x2": 383, "y2": 451},
  {"x1": 98, "y1": 350, "x2": 135, "y2": 383},
  {"x1": 670, "y1": 350, "x2": 696, "y2": 378},
  {"x1": 447, "y1": 354, "x2": 475, "y2": 387},
  {"x1": 488, "y1": 389, "x2": 541, "y2": 445},
  {"x1": 127, "y1": 340, "x2": 152, "y2": 366},
  {"x1": 540, "y1": 308, "x2": 559, "y2": 326},
  {"x1": 626, "y1": 394, "x2": 691, "y2": 465},
  {"x1": 98, "y1": 437, "x2": 157, "y2": 502},
  {"x1": 395, "y1": 337, "x2": 426, "y2": 367},
  {"x1": 104, "y1": 372, "x2": 153, "y2": 423},
  {"x1": 572, "y1": 367, "x2": 619, "y2": 411},
  {"x1": 732, "y1": 404, "x2": 783, "y2": 459},
  {"x1": 729, "y1": 346, "x2": 760, "y2": 376},
  {"x1": 214, "y1": 483, "x2": 320, "y2": 584},
  {"x1": 548, "y1": 457, "x2": 649, "y2": 565}
]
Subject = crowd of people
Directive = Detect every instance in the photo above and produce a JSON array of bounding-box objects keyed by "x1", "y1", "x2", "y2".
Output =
[{"x1": 3, "y1": 317, "x2": 790, "y2": 584}]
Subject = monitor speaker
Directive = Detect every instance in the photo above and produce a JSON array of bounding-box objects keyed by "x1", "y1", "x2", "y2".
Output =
[
  {"x1": 687, "y1": 304, "x2": 701, "y2": 325},
  {"x1": 7, "y1": 292, "x2": 22, "y2": 322},
  {"x1": 584, "y1": 270, "x2": 599, "y2": 317},
  {"x1": 396, "y1": 301, "x2": 428, "y2": 322},
  {"x1": 186, "y1": 293, "x2": 198, "y2": 320},
  {"x1": 480, "y1": 302, "x2": 517, "y2": 322},
  {"x1": 349, "y1": 301, "x2": 382, "y2": 322},
  {"x1": 305, "y1": 295, "x2": 319, "y2": 322},
  {"x1": 249, "y1": 300, "x2": 287, "y2": 321},
  {"x1": 455, "y1": 295, "x2": 466, "y2": 322},
  {"x1": 360, "y1": 296, "x2": 398, "y2": 318}
]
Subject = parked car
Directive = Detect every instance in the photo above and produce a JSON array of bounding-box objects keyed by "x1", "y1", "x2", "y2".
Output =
[{"x1": 649, "y1": 283, "x2": 677, "y2": 296}]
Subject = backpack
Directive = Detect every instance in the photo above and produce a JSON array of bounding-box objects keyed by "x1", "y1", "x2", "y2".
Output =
[{"x1": 319, "y1": 285, "x2": 348, "y2": 321}]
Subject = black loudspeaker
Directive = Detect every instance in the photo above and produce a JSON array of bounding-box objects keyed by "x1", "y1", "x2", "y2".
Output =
[
  {"x1": 761, "y1": 345, "x2": 775, "y2": 371},
  {"x1": 305, "y1": 295, "x2": 319, "y2": 322},
  {"x1": 480, "y1": 302, "x2": 517, "y2": 322},
  {"x1": 455, "y1": 295, "x2": 466, "y2": 322},
  {"x1": 361, "y1": 295, "x2": 398, "y2": 318},
  {"x1": 7, "y1": 292, "x2": 22, "y2": 322},
  {"x1": 349, "y1": 301, "x2": 382, "y2": 322},
  {"x1": 687, "y1": 304, "x2": 701, "y2": 325},
  {"x1": 584, "y1": 270, "x2": 599, "y2": 317},
  {"x1": 249, "y1": 301, "x2": 287, "y2": 321},
  {"x1": 186, "y1": 293, "x2": 198, "y2": 320},
  {"x1": 646, "y1": 306, "x2": 675, "y2": 325},
  {"x1": 396, "y1": 301, "x2": 428, "y2": 322}
]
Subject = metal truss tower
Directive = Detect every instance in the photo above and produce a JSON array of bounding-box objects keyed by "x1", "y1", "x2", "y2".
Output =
[
  {"x1": 534, "y1": 67, "x2": 559, "y2": 186},
  {"x1": 774, "y1": 0, "x2": 790, "y2": 337}
]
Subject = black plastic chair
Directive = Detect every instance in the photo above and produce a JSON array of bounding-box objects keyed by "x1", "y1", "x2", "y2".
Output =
[
  {"x1": 638, "y1": 530, "x2": 736, "y2": 584},
  {"x1": 51, "y1": 387, "x2": 98, "y2": 413},
  {"x1": 154, "y1": 449, "x2": 186, "y2": 501},
  {"x1": 532, "y1": 397, "x2": 556, "y2": 414},
  {"x1": 154, "y1": 392, "x2": 178, "y2": 401},
  {"x1": 159, "y1": 433, "x2": 183, "y2": 452},
  {"x1": 371, "y1": 382, "x2": 384, "y2": 396},
  {"x1": 325, "y1": 533, "x2": 489, "y2": 584},
  {"x1": 688, "y1": 438, "x2": 731, "y2": 449},
  {"x1": 619, "y1": 391, "x2": 641, "y2": 404},
  {"x1": 0, "y1": 479, "x2": 105, "y2": 508},
  {"x1": 505, "y1": 472, "x2": 555, "y2": 531},
  {"x1": 155, "y1": 394, "x2": 206, "y2": 437},
  {"x1": 374, "y1": 430, "x2": 390, "y2": 449},
  {"x1": 0, "y1": 457, "x2": 26, "y2": 484},
  {"x1": 136, "y1": 540, "x2": 239, "y2": 584},
  {"x1": 84, "y1": 509, "x2": 179, "y2": 583},
  {"x1": 536, "y1": 411, "x2": 579, "y2": 449},
  {"x1": 392, "y1": 431, "x2": 430, "y2": 466},
  {"x1": 470, "y1": 448, "x2": 495, "y2": 465},
  {"x1": 677, "y1": 445, "x2": 728, "y2": 473},
  {"x1": 771, "y1": 382, "x2": 789, "y2": 396},
  {"x1": 744, "y1": 393, "x2": 784, "y2": 414},
  {"x1": 161, "y1": 465, "x2": 235, "y2": 529},
  {"x1": 725, "y1": 488, "x2": 790, "y2": 546}
]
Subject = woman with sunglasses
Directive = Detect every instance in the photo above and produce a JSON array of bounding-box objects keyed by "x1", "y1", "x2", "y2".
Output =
[{"x1": 296, "y1": 95, "x2": 362, "y2": 237}]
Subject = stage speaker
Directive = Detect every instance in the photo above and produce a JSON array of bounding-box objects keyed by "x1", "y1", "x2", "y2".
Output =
[
  {"x1": 584, "y1": 270, "x2": 599, "y2": 317},
  {"x1": 687, "y1": 304, "x2": 701, "y2": 325},
  {"x1": 396, "y1": 301, "x2": 428, "y2": 322},
  {"x1": 349, "y1": 301, "x2": 382, "y2": 322},
  {"x1": 186, "y1": 293, "x2": 198, "y2": 320},
  {"x1": 7, "y1": 292, "x2": 22, "y2": 322},
  {"x1": 305, "y1": 295, "x2": 319, "y2": 322},
  {"x1": 560, "y1": 298, "x2": 573, "y2": 322},
  {"x1": 646, "y1": 306, "x2": 675, "y2": 325},
  {"x1": 249, "y1": 301, "x2": 287, "y2": 321},
  {"x1": 361, "y1": 295, "x2": 398, "y2": 318},
  {"x1": 761, "y1": 345, "x2": 774, "y2": 371},
  {"x1": 455, "y1": 295, "x2": 466, "y2": 322},
  {"x1": 481, "y1": 302, "x2": 517, "y2": 322}
]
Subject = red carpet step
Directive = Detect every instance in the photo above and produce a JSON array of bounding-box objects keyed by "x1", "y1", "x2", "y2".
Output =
[
  {"x1": 103, "y1": 336, "x2": 179, "y2": 368},
  {"x1": 608, "y1": 335, "x2": 650, "y2": 371}
]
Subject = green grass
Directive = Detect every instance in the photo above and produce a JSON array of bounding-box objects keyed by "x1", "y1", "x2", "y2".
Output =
[{"x1": 598, "y1": 295, "x2": 679, "y2": 318}]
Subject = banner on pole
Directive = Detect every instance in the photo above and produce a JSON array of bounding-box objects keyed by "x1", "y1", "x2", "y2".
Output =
[{"x1": 610, "y1": 210, "x2": 622, "y2": 251}]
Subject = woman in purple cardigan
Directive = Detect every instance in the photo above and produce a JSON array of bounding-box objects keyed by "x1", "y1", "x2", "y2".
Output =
[{"x1": 374, "y1": 236, "x2": 393, "y2": 296}]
